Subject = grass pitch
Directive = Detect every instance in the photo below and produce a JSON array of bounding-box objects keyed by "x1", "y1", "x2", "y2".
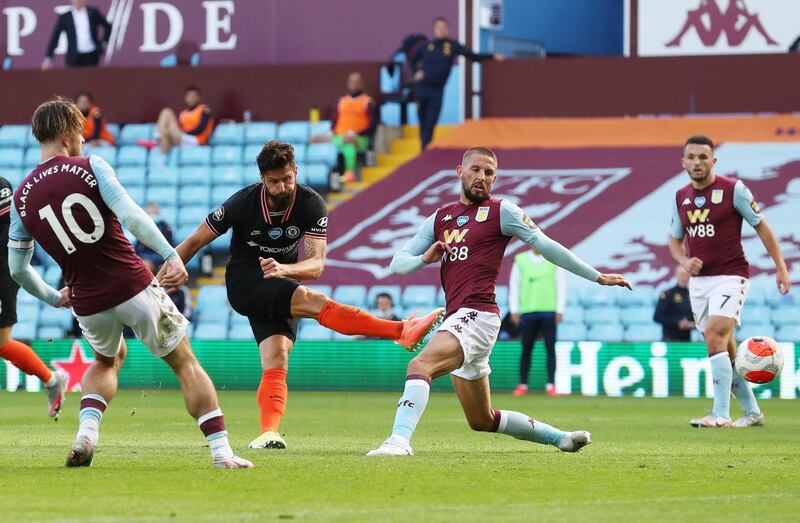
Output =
[{"x1": 0, "y1": 390, "x2": 798, "y2": 522}]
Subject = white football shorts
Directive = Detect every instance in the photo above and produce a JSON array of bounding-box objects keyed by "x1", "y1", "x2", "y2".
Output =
[
  {"x1": 75, "y1": 280, "x2": 189, "y2": 358},
  {"x1": 688, "y1": 275, "x2": 749, "y2": 333},
  {"x1": 438, "y1": 308, "x2": 501, "y2": 381}
]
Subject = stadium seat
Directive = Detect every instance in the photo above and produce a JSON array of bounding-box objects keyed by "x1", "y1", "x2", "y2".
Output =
[
  {"x1": 179, "y1": 185, "x2": 211, "y2": 206},
  {"x1": 741, "y1": 304, "x2": 772, "y2": 325},
  {"x1": 18, "y1": 290, "x2": 38, "y2": 304},
  {"x1": 211, "y1": 145, "x2": 243, "y2": 165},
  {"x1": 277, "y1": 121, "x2": 310, "y2": 144},
  {"x1": 38, "y1": 326, "x2": 65, "y2": 340},
  {"x1": 115, "y1": 166, "x2": 146, "y2": 187},
  {"x1": 436, "y1": 287, "x2": 446, "y2": 307},
  {"x1": 243, "y1": 144, "x2": 262, "y2": 165},
  {"x1": 566, "y1": 287, "x2": 583, "y2": 306},
  {"x1": 495, "y1": 285, "x2": 509, "y2": 310},
  {"x1": 39, "y1": 307, "x2": 72, "y2": 330},
  {"x1": 126, "y1": 186, "x2": 146, "y2": 205},
  {"x1": 178, "y1": 166, "x2": 210, "y2": 185},
  {"x1": 618, "y1": 286, "x2": 656, "y2": 307},
  {"x1": 106, "y1": 123, "x2": 120, "y2": 142},
  {"x1": 0, "y1": 125, "x2": 29, "y2": 147},
  {"x1": 211, "y1": 164, "x2": 244, "y2": 185},
  {"x1": 43, "y1": 265, "x2": 61, "y2": 287},
  {"x1": 159, "y1": 205, "x2": 177, "y2": 225},
  {"x1": 581, "y1": 286, "x2": 617, "y2": 307},
  {"x1": 736, "y1": 323, "x2": 774, "y2": 340},
  {"x1": 563, "y1": 305, "x2": 584, "y2": 324},
  {"x1": 299, "y1": 323, "x2": 333, "y2": 341},
  {"x1": 293, "y1": 144, "x2": 308, "y2": 163},
  {"x1": 331, "y1": 285, "x2": 367, "y2": 307},
  {"x1": 117, "y1": 146, "x2": 147, "y2": 167},
  {"x1": 584, "y1": 306, "x2": 620, "y2": 325},
  {"x1": 14, "y1": 322, "x2": 37, "y2": 340},
  {"x1": 306, "y1": 143, "x2": 337, "y2": 167},
  {"x1": 148, "y1": 165, "x2": 179, "y2": 187},
  {"x1": 175, "y1": 225, "x2": 198, "y2": 243},
  {"x1": 367, "y1": 285, "x2": 402, "y2": 307},
  {"x1": 307, "y1": 285, "x2": 332, "y2": 297},
  {"x1": 229, "y1": 311, "x2": 250, "y2": 326},
  {"x1": 194, "y1": 322, "x2": 229, "y2": 340},
  {"x1": 402, "y1": 285, "x2": 437, "y2": 308},
  {"x1": 17, "y1": 304, "x2": 40, "y2": 328},
  {"x1": 118, "y1": 124, "x2": 154, "y2": 145},
  {"x1": 178, "y1": 205, "x2": 211, "y2": 226},
  {"x1": 766, "y1": 291, "x2": 797, "y2": 307},
  {"x1": 145, "y1": 186, "x2": 178, "y2": 206},
  {"x1": 587, "y1": 323, "x2": 624, "y2": 342},
  {"x1": 244, "y1": 122, "x2": 278, "y2": 145},
  {"x1": 210, "y1": 122, "x2": 245, "y2": 146},
  {"x1": 559, "y1": 322, "x2": 587, "y2": 342},
  {"x1": 309, "y1": 121, "x2": 332, "y2": 137},
  {"x1": 771, "y1": 305, "x2": 800, "y2": 326},
  {"x1": 619, "y1": 306, "x2": 654, "y2": 326},
  {"x1": 148, "y1": 149, "x2": 178, "y2": 168},
  {"x1": 746, "y1": 284, "x2": 768, "y2": 306},
  {"x1": 83, "y1": 145, "x2": 117, "y2": 165},
  {"x1": 299, "y1": 163, "x2": 329, "y2": 189},
  {"x1": 776, "y1": 325, "x2": 800, "y2": 342},
  {"x1": 178, "y1": 146, "x2": 212, "y2": 166},
  {"x1": 212, "y1": 184, "x2": 241, "y2": 200},
  {"x1": 0, "y1": 148, "x2": 24, "y2": 168},
  {"x1": 23, "y1": 147, "x2": 41, "y2": 169},
  {"x1": 228, "y1": 325, "x2": 252, "y2": 340},
  {"x1": 196, "y1": 285, "x2": 229, "y2": 317},
  {"x1": 4, "y1": 168, "x2": 24, "y2": 187},
  {"x1": 624, "y1": 324, "x2": 662, "y2": 342}
]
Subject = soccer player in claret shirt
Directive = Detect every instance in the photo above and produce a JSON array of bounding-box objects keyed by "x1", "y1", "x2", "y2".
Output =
[
  {"x1": 165, "y1": 140, "x2": 444, "y2": 451},
  {"x1": 9, "y1": 97, "x2": 252, "y2": 469},
  {"x1": 367, "y1": 147, "x2": 632, "y2": 456},
  {"x1": 669, "y1": 135, "x2": 791, "y2": 428}
]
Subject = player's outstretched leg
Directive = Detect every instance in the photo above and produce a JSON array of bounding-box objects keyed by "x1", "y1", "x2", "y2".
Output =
[
  {"x1": 690, "y1": 317, "x2": 735, "y2": 428},
  {"x1": 0, "y1": 332, "x2": 67, "y2": 418},
  {"x1": 452, "y1": 375, "x2": 591, "y2": 453},
  {"x1": 290, "y1": 286, "x2": 445, "y2": 352},
  {"x1": 66, "y1": 342, "x2": 126, "y2": 467},
  {"x1": 162, "y1": 337, "x2": 254, "y2": 469},
  {"x1": 729, "y1": 335, "x2": 763, "y2": 428}
]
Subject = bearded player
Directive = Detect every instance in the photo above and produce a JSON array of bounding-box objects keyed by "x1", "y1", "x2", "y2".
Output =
[
  {"x1": 164, "y1": 140, "x2": 443, "y2": 450},
  {"x1": 669, "y1": 135, "x2": 790, "y2": 428},
  {"x1": 367, "y1": 147, "x2": 632, "y2": 456}
]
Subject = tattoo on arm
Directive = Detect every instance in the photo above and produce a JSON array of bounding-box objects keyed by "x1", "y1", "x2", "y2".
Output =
[{"x1": 304, "y1": 237, "x2": 327, "y2": 263}]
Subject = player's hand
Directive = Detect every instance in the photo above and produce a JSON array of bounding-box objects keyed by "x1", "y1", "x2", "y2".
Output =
[
  {"x1": 682, "y1": 257, "x2": 703, "y2": 276},
  {"x1": 596, "y1": 273, "x2": 633, "y2": 290},
  {"x1": 556, "y1": 312, "x2": 563, "y2": 324},
  {"x1": 421, "y1": 241, "x2": 453, "y2": 264},
  {"x1": 776, "y1": 267, "x2": 792, "y2": 295},
  {"x1": 493, "y1": 53, "x2": 505, "y2": 62},
  {"x1": 260, "y1": 257, "x2": 287, "y2": 278},
  {"x1": 41, "y1": 57, "x2": 53, "y2": 71},
  {"x1": 678, "y1": 318, "x2": 694, "y2": 331},
  {"x1": 55, "y1": 287, "x2": 71, "y2": 308},
  {"x1": 510, "y1": 313, "x2": 521, "y2": 326},
  {"x1": 157, "y1": 257, "x2": 189, "y2": 291},
  {"x1": 413, "y1": 70, "x2": 424, "y2": 82}
]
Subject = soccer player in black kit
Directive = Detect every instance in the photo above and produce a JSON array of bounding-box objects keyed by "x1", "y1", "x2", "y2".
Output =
[{"x1": 163, "y1": 141, "x2": 444, "y2": 450}]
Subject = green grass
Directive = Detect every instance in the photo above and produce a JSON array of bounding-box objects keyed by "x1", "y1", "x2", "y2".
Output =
[{"x1": 0, "y1": 390, "x2": 798, "y2": 522}]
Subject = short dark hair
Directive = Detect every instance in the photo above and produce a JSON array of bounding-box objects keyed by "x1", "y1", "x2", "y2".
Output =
[
  {"x1": 31, "y1": 96, "x2": 84, "y2": 143},
  {"x1": 684, "y1": 135, "x2": 714, "y2": 150},
  {"x1": 75, "y1": 91, "x2": 93, "y2": 102},
  {"x1": 184, "y1": 85, "x2": 201, "y2": 94},
  {"x1": 432, "y1": 16, "x2": 449, "y2": 25},
  {"x1": 375, "y1": 292, "x2": 394, "y2": 305},
  {"x1": 462, "y1": 146, "x2": 497, "y2": 165},
  {"x1": 257, "y1": 140, "x2": 296, "y2": 173}
]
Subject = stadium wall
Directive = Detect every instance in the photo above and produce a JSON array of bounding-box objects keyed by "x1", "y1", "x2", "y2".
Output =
[
  {"x1": 0, "y1": 62, "x2": 381, "y2": 124},
  {"x1": 4, "y1": 339, "x2": 797, "y2": 399}
]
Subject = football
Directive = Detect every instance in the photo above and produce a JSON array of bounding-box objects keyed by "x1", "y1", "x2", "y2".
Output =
[{"x1": 735, "y1": 336, "x2": 784, "y2": 384}]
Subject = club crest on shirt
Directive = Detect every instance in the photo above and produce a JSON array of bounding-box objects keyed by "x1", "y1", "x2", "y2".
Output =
[
  {"x1": 476, "y1": 206, "x2": 490, "y2": 222},
  {"x1": 456, "y1": 215, "x2": 469, "y2": 226},
  {"x1": 750, "y1": 200, "x2": 761, "y2": 213},
  {"x1": 694, "y1": 196, "x2": 706, "y2": 207},
  {"x1": 711, "y1": 190, "x2": 723, "y2": 204},
  {"x1": 213, "y1": 206, "x2": 224, "y2": 221},
  {"x1": 286, "y1": 226, "x2": 300, "y2": 239},
  {"x1": 268, "y1": 227, "x2": 283, "y2": 239}
]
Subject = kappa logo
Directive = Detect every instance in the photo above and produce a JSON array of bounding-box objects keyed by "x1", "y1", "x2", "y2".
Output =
[
  {"x1": 212, "y1": 206, "x2": 225, "y2": 221},
  {"x1": 682, "y1": 198, "x2": 692, "y2": 205},
  {"x1": 666, "y1": 0, "x2": 779, "y2": 48},
  {"x1": 286, "y1": 226, "x2": 300, "y2": 239},
  {"x1": 442, "y1": 214, "x2": 452, "y2": 222},
  {"x1": 268, "y1": 227, "x2": 283, "y2": 239},
  {"x1": 443, "y1": 229, "x2": 469, "y2": 244},
  {"x1": 456, "y1": 215, "x2": 469, "y2": 226},
  {"x1": 686, "y1": 208, "x2": 710, "y2": 224}
]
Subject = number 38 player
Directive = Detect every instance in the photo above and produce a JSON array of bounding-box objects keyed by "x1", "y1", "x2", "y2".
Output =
[{"x1": 669, "y1": 135, "x2": 790, "y2": 428}]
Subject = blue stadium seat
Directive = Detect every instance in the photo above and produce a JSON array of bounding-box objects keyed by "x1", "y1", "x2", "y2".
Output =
[
  {"x1": 17, "y1": 304, "x2": 40, "y2": 328},
  {"x1": 147, "y1": 165, "x2": 179, "y2": 187},
  {"x1": 277, "y1": 121, "x2": 310, "y2": 144},
  {"x1": 746, "y1": 284, "x2": 768, "y2": 306},
  {"x1": 406, "y1": 102, "x2": 419, "y2": 125},
  {"x1": 14, "y1": 322, "x2": 37, "y2": 340},
  {"x1": 771, "y1": 305, "x2": 800, "y2": 326},
  {"x1": 148, "y1": 149, "x2": 178, "y2": 168},
  {"x1": 229, "y1": 311, "x2": 250, "y2": 326},
  {"x1": 211, "y1": 164, "x2": 244, "y2": 185},
  {"x1": 307, "y1": 285, "x2": 332, "y2": 297},
  {"x1": 18, "y1": 290, "x2": 38, "y2": 304},
  {"x1": 115, "y1": 166, "x2": 146, "y2": 187},
  {"x1": 117, "y1": 146, "x2": 147, "y2": 167},
  {"x1": 243, "y1": 144, "x2": 262, "y2": 165},
  {"x1": 106, "y1": 123, "x2": 120, "y2": 142},
  {"x1": 23, "y1": 147, "x2": 41, "y2": 169},
  {"x1": 367, "y1": 285, "x2": 402, "y2": 307},
  {"x1": 228, "y1": 325, "x2": 252, "y2": 340},
  {"x1": 194, "y1": 322, "x2": 228, "y2": 340},
  {"x1": 618, "y1": 286, "x2": 656, "y2": 307},
  {"x1": 212, "y1": 184, "x2": 241, "y2": 199},
  {"x1": 146, "y1": 186, "x2": 178, "y2": 206},
  {"x1": 776, "y1": 325, "x2": 800, "y2": 342},
  {"x1": 179, "y1": 146, "x2": 211, "y2": 166},
  {"x1": 584, "y1": 306, "x2": 621, "y2": 325},
  {"x1": 244, "y1": 122, "x2": 278, "y2": 145},
  {"x1": 564, "y1": 305, "x2": 584, "y2": 324},
  {"x1": 4, "y1": 168, "x2": 24, "y2": 187},
  {"x1": 436, "y1": 287, "x2": 446, "y2": 307},
  {"x1": 402, "y1": 285, "x2": 437, "y2": 308},
  {"x1": 380, "y1": 102, "x2": 402, "y2": 126},
  {"x1": 210, "y1": 122, "x2": 244, "y2": 146},
  {"x1": 293, "y1": 144, "x2": 308, "y2": 163},
  {"x1": 211, "y1": 145, "x2": 243, "y2": 165},
  {"x1": 624, "y1": 324, "x2": 662, "y2": 342},
  {"x1": 559, "y1": 322, "x2": 587, "y2": 342},
  {"x1": 159, "y1": 205, "x2": 177, "y2": 225},
  {"x1": 766, "y1": 291, "x2": 797, "y2": 307},
  {"x1": 306, "y1": 143, "x2": 337, "y2": 167},
  {"x1": 309, "y1": 121, "x2": 332, "y2": 137},
  {"x1": 39, "y1": 307, "x2": 72, "y2": 330},
  {"x1": 0, "y1": 148, "x2": 24, "y2": 168},
  {"x1": 619, "y1": 306, "x2": 654, "y2": 326},
  {"x1": 179, "y1": 185, "x2": 211, "y2": 206},
  {"x1": 566, "y1": 287, "x2": 583, "y2": 306},
  {"x1": 299, "y1": 323, "x2": 333, "y2": 341},
  {"x1": 83, "y1": 145, "x2": 117, "y2": 165},
  {"x1": 737, "y1": 323, "x2": 774, "y2": 340},
  {"x1": 175, "y1": 225, "x2": 198, "y2": 243},
  {"x1": 0, "y1": 125, "x2": 29, "y2": 147},
  {"x1": 196, "y1": 285, "x2": 229, "y2": 316},
  {"x1": 300, "y1": 163, "x2": 329, "y2": 189},
  {"x1": 43, "y1": 265, "x2": 61, "y2": 287},
  {"x1": 38, "y1": 326, "x2": 65, "y2": 340},
  {"x1": 178, "y1": 166, "x2": 210, "y2": 185},
  {"x1": 331, "y1": 285, "x2": 367, "y2": 307},
  {"x1": 380, "y1": 64, "x2": 400, "y2": 94},
  {"x1": 741, "y1": 304, "x2": 772, "y2": 325},
  {"x1": 126, "y1": 186, "x2": 147, "y2": 205},
  {"x1": 118, "y1": 124, "x2": 154, "y2": 145},
  {"x1": 587, "y1": 323, "x2": 624, "y2": 342},
  {"x1": 581, "y1": 286, "x2": 617, "y2": 307},
  {"x1": 178, "y1": 205, "x2": 211, "y2": 226},
  {"x1": 495, "y1": 285, "x2": 509, "y2": 310}
]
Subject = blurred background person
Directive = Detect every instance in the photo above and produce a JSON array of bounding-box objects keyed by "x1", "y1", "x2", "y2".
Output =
[
  {"x1": 76, "y1": 92, "x2": 115, "y2": 147},
  {"x1": 654, "y1": 265, "x2": 694, "y2": 342},
  {"x1": 42, "y1": 0, "x2": 111, "y2": 70}
]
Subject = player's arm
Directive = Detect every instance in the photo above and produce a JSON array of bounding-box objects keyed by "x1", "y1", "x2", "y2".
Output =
[
  {"x1": 734, "y1": 181, "x2": 791, "y2": 294},
  {"x1": 499, "y1": 200, "x2": 631, "y2": 289},
  {"x1": 390, "y1": 212, "x2": 451, "y2": 275},
  {"x1": 7, "y1": 206, "x2": 68, "y2": 308},
  {"x1": 261, "y1": 236, "x2": 327, "y2": 280},
  {"x1": 667, "y1": 198, "x2": 702, "y2": 275}
]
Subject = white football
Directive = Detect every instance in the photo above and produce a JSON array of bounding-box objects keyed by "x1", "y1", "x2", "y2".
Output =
[{"x1": 735, "y1": 336, "x2": 784, "y2": 384}]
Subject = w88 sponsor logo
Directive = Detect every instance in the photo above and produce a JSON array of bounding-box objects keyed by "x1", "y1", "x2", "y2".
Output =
[{"x1": 686, "y1": 223, "x2": 715, "y2": 238}]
